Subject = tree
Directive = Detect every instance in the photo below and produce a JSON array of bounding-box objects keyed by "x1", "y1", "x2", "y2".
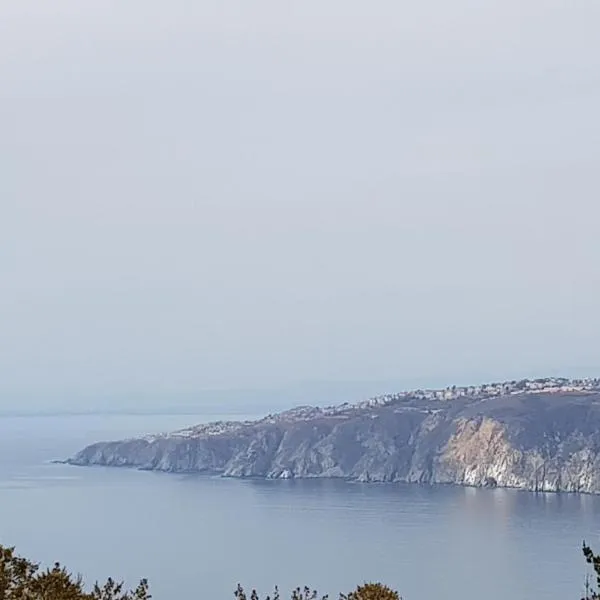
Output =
[
  {"x1": 0, "y1": 544, "x2": 150, "y2": 600},
  {"x1": 341, "y1": 583, "x2": 401, "y2": 600},
  {"x1": 235, "y1": 583, "x2": 401, "y2": 600},
  {"x1": 2, "y1": 542, "x2": 404, "y2": 600},
  {"x1": 583, "y1": 542, "x2": 600, "y2": 599}
]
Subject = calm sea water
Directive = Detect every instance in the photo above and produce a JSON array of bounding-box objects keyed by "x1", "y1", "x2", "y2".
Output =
[{"x1": 1, "y1": 413, "x2": 599, "y2": 600}]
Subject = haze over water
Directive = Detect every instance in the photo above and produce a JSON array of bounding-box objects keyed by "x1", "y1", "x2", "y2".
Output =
[
  {"x1": 3, "y1": 0, "x2": 600, "y2": 413},
  {"x1": 1, "y1": 413, "x2": 598, "y2": 600},
  {"x1": 3, "y1": 2, "x2": 600, "y2": 598}
]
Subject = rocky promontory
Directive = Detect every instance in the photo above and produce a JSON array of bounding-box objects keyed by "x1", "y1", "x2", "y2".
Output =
[{"x1": 67, "y1": 377, "x2": 600, "y2": 493}]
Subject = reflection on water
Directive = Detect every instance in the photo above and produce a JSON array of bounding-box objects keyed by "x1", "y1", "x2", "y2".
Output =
[{"x1": 1, "y1": 415, "x2": 600, "y2": 600}]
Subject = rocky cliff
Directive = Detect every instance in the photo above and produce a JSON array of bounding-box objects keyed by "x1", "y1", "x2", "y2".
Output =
[{"x1": 67, "y1": 389, "x2": 600, "y2": 493}]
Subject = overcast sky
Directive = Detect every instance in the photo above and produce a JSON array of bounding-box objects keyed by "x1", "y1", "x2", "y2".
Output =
[{"x1": 2, "y1": 0, "x2": 600, "y2": 410}]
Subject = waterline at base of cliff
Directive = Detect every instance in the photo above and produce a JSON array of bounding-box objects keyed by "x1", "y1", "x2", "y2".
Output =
[{"x1": 68, "y1": 379, "x2": 600, "y2": 495}]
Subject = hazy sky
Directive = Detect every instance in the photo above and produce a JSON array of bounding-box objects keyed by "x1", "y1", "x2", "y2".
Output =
[{"x1": 2, "y1": 0, "x2": 600, "y2": 409}]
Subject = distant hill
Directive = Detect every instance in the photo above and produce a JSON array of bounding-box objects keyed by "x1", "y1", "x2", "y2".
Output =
[{"x1": 67, "y1": 377, "x2": 600, "y2": 494}]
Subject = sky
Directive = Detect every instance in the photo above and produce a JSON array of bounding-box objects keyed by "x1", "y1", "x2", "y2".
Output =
[{"x1": 2, "y1": 0, "x2": 600, "y2": 412}]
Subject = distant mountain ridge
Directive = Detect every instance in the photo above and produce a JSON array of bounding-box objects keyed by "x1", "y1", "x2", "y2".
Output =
[{"x1": 67, "y1": 377, "x2": 600, "y2": 494}]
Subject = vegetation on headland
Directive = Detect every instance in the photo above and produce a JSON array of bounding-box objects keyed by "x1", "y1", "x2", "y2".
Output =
[
  {"x1": 70, "y1": 381, "x2": 600, "y2": 494},
  {"x1": 2, "y1": 541, "x2": 600, "y2": 599}
]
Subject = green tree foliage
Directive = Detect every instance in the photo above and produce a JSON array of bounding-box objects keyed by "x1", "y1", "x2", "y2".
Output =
[
  {"x1": 235, "y1": 583, "x2": 401, "y2": 600},
  {"x1": 236, "y1": 584, "x2": 328, "y2": 600},
  {"x1": 9, "y1": 538, "x2": 600, "y2": 600},
  {"x1": 1, "y1": 541, "x2": 406, "y2": 600},
  {"x1": 583, "y1": 542, "x2": 600, "y2": 599},
  {"x1": 341, "y1": 583, "x2": 401, "y2": 600},
  {"x1": 0, "y1": 544, "x2": 150, "y2": 600},
  {"x1": 1, "y1": 544, "x2": 403, "y2": 600}
]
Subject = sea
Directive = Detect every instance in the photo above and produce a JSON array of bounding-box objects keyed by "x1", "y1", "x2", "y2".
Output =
[{"x1": 1, "y1": 412, "x2": 599, "y2": 600}]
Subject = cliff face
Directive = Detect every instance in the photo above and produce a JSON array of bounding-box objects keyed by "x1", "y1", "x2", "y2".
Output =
[{"x1": 68, "y1": 392, "x2": 600, "y2": 493}]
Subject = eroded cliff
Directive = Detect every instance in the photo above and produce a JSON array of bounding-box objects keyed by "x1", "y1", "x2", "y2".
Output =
[{"x1": 68, "y1": 390, "x2": 600, "y2": 493}]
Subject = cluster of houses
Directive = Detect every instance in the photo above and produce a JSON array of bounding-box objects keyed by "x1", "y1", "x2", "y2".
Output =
[
  {"x1": 273, "y1": 377, "x2": 600, "y2": 421},
  {"x1": 165, "y1": 377, "x2": 600, "y2": 434},
  {"x1": 362, "y1": 377, "x2": 600, "y2": 407}
]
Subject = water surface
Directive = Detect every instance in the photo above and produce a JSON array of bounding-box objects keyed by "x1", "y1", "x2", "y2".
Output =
[{"x1": 0, "y1": 414, "x2": 598, "y2": 600}]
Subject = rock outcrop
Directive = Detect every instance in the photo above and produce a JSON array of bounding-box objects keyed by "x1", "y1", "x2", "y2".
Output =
[{"x1": 67, "y1": 387, "x2": 600, "y2": 494}]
